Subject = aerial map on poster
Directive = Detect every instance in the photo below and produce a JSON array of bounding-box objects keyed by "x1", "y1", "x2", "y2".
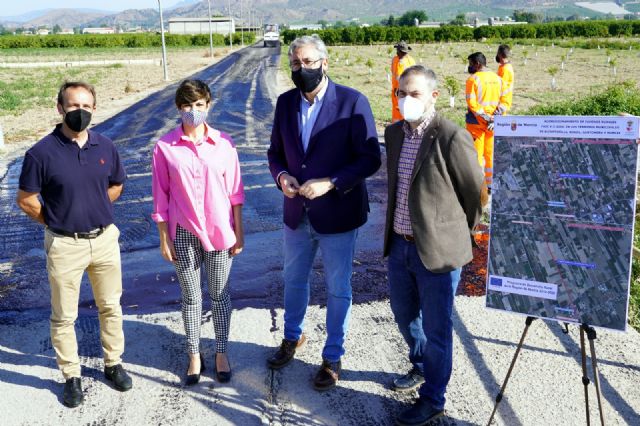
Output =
[{"x1": 486, "y1": 115, "x2": 640, "y2": 331}]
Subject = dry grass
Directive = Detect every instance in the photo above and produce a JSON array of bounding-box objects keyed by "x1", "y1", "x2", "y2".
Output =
[
  {"x1": 0, "y1": 46, "x2": 228, "y2": 145},
  {"x1": 322, "y1": 41, "x2": 640, "y2": 130}
]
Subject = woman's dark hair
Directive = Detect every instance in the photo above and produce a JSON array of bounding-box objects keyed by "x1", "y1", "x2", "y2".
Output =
[
  {"x1": 175, "y1": 79, "x2": 211, "y2": 108},
  {"x1": 467, "y1": 52, "x2": 487, "y2": 66},
  {"x1": 497, "y1": 44, "x2": 511, "y2": 60}
]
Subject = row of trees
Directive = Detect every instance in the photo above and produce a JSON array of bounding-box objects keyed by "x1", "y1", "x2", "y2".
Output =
[
  {"x1": 283, "y1": 20, "x2": 640, "y2": 45},
  {"x1": 326, "y1": 9, "x2": 640, "y2": 29},
  {"x1": 514, "y1": 9, "x2": 640, "y2": 23},
  {"x1": 0, "y1": 32, "x2": 255, "y2": 49},
  {"x1": 381, "y1": 10, "x2": 428, "y2": 27},
  {"x1": 0, "y1": 24, "x2": 98, "y2": 36}
]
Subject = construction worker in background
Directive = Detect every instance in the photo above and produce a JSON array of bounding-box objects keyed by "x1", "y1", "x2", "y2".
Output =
[
  {"x1": 391, "y1": 41, "x2": 416, "y2": 122},
  {"x1": 465, "y1": 52, "x2": 510, "y2": 191},
  {"x1": 496, "y1": 44, "x2": 514, "y2": 113}
]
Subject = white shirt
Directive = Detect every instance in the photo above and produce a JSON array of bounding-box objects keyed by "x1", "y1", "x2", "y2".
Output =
[{"x1": 299, "y1": 79, "x2": 328, "y2": 152}]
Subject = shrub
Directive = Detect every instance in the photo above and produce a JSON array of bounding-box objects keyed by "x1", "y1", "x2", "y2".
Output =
[
  {"x1": 0, "y1": 33, "x2": 237, "y2": 49},
  {"x1": 442, "y1": 75, "x2": 460, "y2": 97},
  {"x1": 527, "y1": 81, "x2": 640, "y2": 115}
]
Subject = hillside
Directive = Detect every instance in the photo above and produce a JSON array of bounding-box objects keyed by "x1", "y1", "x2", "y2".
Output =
[
  {"x1": 19, "y1": 9, "x2": 109, "y2": 29},
  {"x1": 0, "y1": 0, "x2": 616, "y2": 29}
]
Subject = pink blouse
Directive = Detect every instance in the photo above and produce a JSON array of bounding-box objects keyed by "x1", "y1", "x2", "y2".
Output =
[{"x1": 151, "y1": 124, "x2": 244, "y2": 251}]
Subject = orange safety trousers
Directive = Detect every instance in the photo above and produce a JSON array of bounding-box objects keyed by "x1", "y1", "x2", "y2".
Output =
[
  {"x1": 391, "y1": 90, "x2": 403, "y2": 122},
  {"x1": 467, "y1": 123, "x2": 493, "y2": 187}
]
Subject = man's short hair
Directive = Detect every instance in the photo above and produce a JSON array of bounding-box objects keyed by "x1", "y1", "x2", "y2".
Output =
[
  {"x1": 399, "y1": 65, "x2": 438, "y2": 91},
  {"x1": 175, "y1": 79, "x2": 212, "y2": 108},
  {"x1": 57, "y1": 81, "x2": 97, "y2": 107},
  {"x1": 497, "y1": 44, "x2": 511, "y2": 59},
  {"x1": 288, "y1": 34, "x2": 329, "y2": 60},
  {"x1": 468, "y1": 52, "x2": 487, "y2": 66}
]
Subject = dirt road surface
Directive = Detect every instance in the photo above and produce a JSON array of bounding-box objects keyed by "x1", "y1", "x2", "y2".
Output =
[{"x1": 1, "y1": 45, "x2": 639, "y2": 425}]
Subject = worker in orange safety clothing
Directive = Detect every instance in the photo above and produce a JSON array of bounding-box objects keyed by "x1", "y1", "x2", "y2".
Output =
[
  {"x1": 391, "y1": 41, "x2": 416, "y2": 122},
  {"x1": 465, "y1": 52, "x2": 510, "y2": 190},
  {"x1": 496, "y1": 44, "x2": 514, "y2": 113}
]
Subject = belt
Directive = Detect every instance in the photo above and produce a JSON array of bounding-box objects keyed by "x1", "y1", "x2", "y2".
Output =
[
  {"x1": 48, "y1": 226, "x2": 105, "y2": 239},
  {"x1": 395, "y1": 232, "x2": 415, "y2": 242}
]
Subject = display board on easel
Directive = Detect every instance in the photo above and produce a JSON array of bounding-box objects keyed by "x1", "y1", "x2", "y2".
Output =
[{"x1": 486, "y1": 115, "x2": 640, "y2": 332}]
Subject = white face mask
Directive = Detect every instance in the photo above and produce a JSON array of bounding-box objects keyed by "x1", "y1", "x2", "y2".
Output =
[{"x1": 398, "y1": 96, "x2": 426, "y2": 123}]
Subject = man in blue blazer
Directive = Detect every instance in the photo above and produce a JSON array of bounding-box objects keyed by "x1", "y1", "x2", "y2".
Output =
[{"x1": 267, "y1": 34, "x2": 381, "y2": 391}]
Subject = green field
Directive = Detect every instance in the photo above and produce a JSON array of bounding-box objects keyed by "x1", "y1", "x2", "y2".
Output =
[
  {"x1": 299, "y1": 41, "x2": 640, "y2": 128},
  {"x1": 0, "y1": 46, "x2": 224, "y2": 114}
]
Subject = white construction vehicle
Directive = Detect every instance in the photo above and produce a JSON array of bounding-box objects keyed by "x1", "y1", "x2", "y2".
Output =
[{"x1": 263, "y1": 23, "x2": 280, "y2": 47}]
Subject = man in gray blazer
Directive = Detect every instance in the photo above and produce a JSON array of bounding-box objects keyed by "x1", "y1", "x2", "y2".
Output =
[{"x1": 383, "y1": 65, "x2": 484, "y2": 425}]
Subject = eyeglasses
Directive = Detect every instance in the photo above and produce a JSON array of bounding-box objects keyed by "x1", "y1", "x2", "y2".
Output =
[{"x1": 290, "y1": 58, "x2": 322, "y2": 70}]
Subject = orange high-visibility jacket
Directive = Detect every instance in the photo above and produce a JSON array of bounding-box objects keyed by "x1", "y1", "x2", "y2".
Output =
[
  {"x1": 465, "y1": 70, "x2": 510, "y2": 125},
  {"x1": 497, "y1": 63, "x2": 514, "y2": 112},
  {"x1": 391, "y1": 54, "x2": 416, "y2": 91}
]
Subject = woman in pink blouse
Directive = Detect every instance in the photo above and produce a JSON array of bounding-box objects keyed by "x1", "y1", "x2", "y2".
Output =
[{"x1": 151, "y1": 79, "x2": 244, "y2": 386}]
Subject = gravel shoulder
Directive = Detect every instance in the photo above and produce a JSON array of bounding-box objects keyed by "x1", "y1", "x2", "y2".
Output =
[{"x1": 1, "y1": 290, "x2": 639, "y2": 425}]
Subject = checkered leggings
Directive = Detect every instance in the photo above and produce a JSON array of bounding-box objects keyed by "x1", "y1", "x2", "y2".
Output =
[{"x1": 174, "y1": 225, "x2": 233, "y2": 354}]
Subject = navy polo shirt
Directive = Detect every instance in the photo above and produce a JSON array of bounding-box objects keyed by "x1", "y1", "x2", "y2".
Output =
[{"x1": 19, "y1": 124, "x2": 126, "y2": 233}]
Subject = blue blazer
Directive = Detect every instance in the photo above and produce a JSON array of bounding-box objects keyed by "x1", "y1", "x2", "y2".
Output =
[{"x1": 267, "y1": 79, "x2": 381, "y2": 233}]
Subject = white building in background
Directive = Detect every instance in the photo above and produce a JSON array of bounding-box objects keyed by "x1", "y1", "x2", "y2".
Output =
[
  {"x1": 288, "y1": 24, "x2": 323, "y2": 30},
  {"x1": 168, "y1": 17, "x2": 235, "y2": 35},
  {"x1": 36, "y1": 29, "x2": 50, "y2": 35},
  {"x1": 59, "y1": 29, "x2": 74, "y2": 35},
  {"x1": 82, "y1": 27, "x2": 116, "y2": 34},
  {"x1": 575, "y1": 2, "x2": 631, "y2": 17}
]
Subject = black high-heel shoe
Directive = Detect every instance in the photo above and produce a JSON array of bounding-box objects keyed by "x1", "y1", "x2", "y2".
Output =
[
  {"x1": 185, "y1": 354, "x2": 206, "y2": 386},
  {"x1": 214, "y1": 353, "x2": 231, "y2": 383}
]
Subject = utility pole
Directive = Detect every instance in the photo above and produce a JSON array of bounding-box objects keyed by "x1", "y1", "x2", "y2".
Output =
[
  {"x1": 0, "y1": 122, "x2": 5, "y2": 151},
  {"x1": 207, "y1": 0, "x2": 213, "y2": 58},
  {"x1": 158, "y1": 0, "x2": 169, "y2": 81},
  {"x1": 240, "y1": 0, "x2": 244, "y2": 46},
  {"x1": 228, "y1": 0, "x2": 233, "y2": 49}
]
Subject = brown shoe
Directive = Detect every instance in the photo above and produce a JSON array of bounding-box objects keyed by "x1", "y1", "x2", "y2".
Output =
[
  {"x1": 267, "y1": 334, "x2": 306, "y2": 369},
  {"x1": 313, "y1": 359, "x2": 341, "y2": 391}
]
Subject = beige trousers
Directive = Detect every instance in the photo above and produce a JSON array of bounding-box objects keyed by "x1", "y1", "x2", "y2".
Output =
[{"x1": 45, "y1": 224, "x2": 125, "y2": 379}]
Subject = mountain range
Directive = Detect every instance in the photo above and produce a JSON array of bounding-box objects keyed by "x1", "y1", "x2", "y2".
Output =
[{"x1": 0, "y1": 1, "x2": 612, "y2": 29}]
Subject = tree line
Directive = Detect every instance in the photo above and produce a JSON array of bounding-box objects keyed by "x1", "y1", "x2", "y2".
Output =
[
  {"x1": 283, "y1": 20, "x2": 640, "y2": 45},
  {"x1": 0, "y1": 32, "x2": 255, "y2": 49}
]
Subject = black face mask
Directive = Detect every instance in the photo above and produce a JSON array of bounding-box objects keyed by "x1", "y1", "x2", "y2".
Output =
[
  {"x1": 291, "y1": 66, "x2": 324, "y2": 93},
  {"x1": 64, "y1": 108, "x2": 92, "y2": 132},
  {"x1": 495, "y1": 55, "x2": 501, "y2": 63},
  {"x1": 467, "y1": 65, "x2": 476, "y2": 74}
]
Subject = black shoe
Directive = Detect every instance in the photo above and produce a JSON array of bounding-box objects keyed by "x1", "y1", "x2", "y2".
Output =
[
  {"x1": 63, "y1": 377, "x2": 83, "y2": 408},
  {"x1": 214, "y1": 353, "x2": 231, "y2": 383},
  {"x1": 267, "y1": 334, "x2": 306, "y2": 369},
  {"x1": 395, "y1": 398, "x2": 444, "y2": 426},
  {"x1": 104, "y1": 364, "x2": 133, "y2": 392},
  {"x1": 185, "y1": 354, "x2": 205, "y2": 386},
  {"x1": 392, "y1": 367, "x2": 425, "y2": 392},
  {"x1": 313, "y1": 359, "x2": 341, "y2": 391}
]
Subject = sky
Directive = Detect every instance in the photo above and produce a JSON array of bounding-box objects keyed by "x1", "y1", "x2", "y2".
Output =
[{"x1": 2, "y1": 1, "x2": 187, "y2": 18}]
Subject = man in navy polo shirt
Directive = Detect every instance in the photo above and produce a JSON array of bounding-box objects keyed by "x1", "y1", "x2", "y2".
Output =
[{"x1": 16, "y1": 81, "x2": 132, "y2": 408}]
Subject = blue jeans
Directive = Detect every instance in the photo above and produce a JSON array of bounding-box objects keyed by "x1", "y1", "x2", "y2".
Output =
[
  {"x1": 283, "y1": 214, "x2": 358, "y2": 362},
  {"x1": 388, "y1": 233, "x2": 460, "y2": 410}
]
